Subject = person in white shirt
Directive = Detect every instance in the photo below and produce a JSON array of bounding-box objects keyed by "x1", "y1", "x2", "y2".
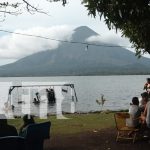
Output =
[{"x1": 126, "y1": 97, "x2": 141, "y2": 128}]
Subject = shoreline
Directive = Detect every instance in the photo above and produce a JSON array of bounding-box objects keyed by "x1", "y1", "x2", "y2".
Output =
[{"x1": 12, "y1": 109, "x2": 129, "y2": 118}]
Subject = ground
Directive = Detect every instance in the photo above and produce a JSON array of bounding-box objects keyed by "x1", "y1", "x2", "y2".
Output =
[
  {"x1": 8, "y1": 113, "x2": 150, "y2": 150},
  {"x1": 45, "y1": 128, "x2": 150, "y2": 150}
]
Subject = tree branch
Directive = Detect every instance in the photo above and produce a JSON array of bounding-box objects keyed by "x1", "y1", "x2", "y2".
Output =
[
  {"x1": 47, "y1": 0, "x2": 67, "y2": 6},
  {"x1": 0, "y1": 0, "x2": 49, "y2": 18}
]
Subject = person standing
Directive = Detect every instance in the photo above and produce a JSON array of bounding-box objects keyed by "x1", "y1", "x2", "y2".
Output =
[{"x1": 143, "y1": 78, "x2": 150, "y2": 96}]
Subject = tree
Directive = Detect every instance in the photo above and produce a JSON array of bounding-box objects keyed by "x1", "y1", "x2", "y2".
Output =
[{"x1": 82, "y1": 0, "x2": 150, "y2": 57}]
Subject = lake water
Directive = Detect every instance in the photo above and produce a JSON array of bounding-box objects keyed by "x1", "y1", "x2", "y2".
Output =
[{"x1": 0, "y1": 75, "x2": 149, "y2": 115}]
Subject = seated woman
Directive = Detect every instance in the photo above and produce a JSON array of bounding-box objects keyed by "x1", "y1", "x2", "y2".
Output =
[
  {"x1": 139, "y1": 92, "x2": 149, "y2": 113},
  {"x1": 141, "y1": 92, "x2": 150, "y2": 126},
  {"x1": 126, "y1": 97, "x2": 141, "y2": 128},
  {"x1": 19, "y1": 114, "x2": 35, "y2": 137},
  {"x1": 140, "y1": 96, "x2": 150, "y2": 140},
  {"x1": 139, "y1": 92, "x2": 149, "y2": 125}
]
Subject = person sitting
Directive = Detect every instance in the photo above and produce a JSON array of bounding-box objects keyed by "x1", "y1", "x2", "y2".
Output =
[
  {"x1": 141, "y1": 92, "x2": 150, "y2": 127},
  {"x1": 126, "y1": 97, "x2": 141, "y2": 128},
  {"x1": 139, "y1": 92, "x2": 149, "y2": 113},
  {"x1": 0, "y1": 114, "x2": 18, "y2": 137},
  {"x1": 19, "y1": 114, "x2": 35, "y2": 137},
  {"x1": 140, "y1": 92, "x2": 150, "y2": 140}
]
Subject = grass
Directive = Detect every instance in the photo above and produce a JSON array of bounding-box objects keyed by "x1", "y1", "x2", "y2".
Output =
[{"x1": 8, "y1": 113, "x2": 115, "y2": 136}]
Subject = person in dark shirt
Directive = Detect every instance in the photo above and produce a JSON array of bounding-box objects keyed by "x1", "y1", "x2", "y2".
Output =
[
  {"x1": 0, "y1": 114, "x2": 18, "y2": 137},
  {"x1": 46, "y1": 88, "x2": 56, "y2": 103}
]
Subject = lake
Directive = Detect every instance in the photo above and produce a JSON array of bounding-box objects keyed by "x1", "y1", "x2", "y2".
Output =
[{"x1": 0, "y1": 75, "x2": 149, "y2": 115}]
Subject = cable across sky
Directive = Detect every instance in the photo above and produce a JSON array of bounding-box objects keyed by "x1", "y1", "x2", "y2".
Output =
[{"x1": 0, "y1": 29, "x2": 133, "y2": 49}]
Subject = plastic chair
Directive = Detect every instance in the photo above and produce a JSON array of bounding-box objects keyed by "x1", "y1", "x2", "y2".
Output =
[
  {"x1": 25, "y1": 121, "x2": 51, "y2": 150},
  {"x1": 0, "y1": 136, "x2": 25, "y2": 150},
  {"x1": 114, "y1": 112, "x2": 139, "y2": 143}
]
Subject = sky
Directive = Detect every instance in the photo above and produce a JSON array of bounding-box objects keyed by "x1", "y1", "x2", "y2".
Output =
[{"x1": 0, "y1": 0, "x2": 146, "y2": 66}]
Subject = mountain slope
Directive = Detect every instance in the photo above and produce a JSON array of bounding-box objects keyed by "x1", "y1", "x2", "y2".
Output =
[{"x1": 0, "y1": 26, "x2": 150, "y2": 76}]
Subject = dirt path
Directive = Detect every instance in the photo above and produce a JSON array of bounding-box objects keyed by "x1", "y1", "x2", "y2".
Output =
[{"x1": 44, "y1": 128, "x2": 150, "y2": 150}]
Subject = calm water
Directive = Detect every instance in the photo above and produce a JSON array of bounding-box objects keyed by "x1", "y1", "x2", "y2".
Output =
[{"x1": 0, "y1": 75, "x2": 149, "y2": 115}]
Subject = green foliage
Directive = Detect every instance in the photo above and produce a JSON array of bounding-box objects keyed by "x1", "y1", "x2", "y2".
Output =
[
  {"x1": 50, "y1": 0, "x2": 67, "y2": 6},
  {"x1": 82, "y1": 0, "x2": 150, "y2": 57}
]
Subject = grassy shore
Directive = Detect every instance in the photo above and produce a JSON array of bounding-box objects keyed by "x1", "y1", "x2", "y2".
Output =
[
  {"x1": 8, "y1": 113, "x2": 115, "y2": 135},
  {"x1": 7, "y1": 112, "x2": 150, "y2": 150}
]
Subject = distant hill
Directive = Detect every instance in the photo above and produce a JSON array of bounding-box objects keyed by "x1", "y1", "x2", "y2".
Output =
[{"x1": 0, "y1": 26, "x2": 150, "y2": 76}]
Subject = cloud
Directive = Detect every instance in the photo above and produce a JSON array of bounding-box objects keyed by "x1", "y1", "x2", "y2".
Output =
[
  {"x1": 0, "y1": 25, "x2": 74, "y2": 59},
  {"x1": 86, "y1": 32, "x2": 150, "y2": 58},
  {"x1": 86, "y1": 31, "x2": 131, "y2": 48},
  {"x1": 86, "y1": 35, "x2": 102, "y2": 43}
]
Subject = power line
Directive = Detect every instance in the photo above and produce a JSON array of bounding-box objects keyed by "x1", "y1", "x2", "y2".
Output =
[{"x1": 0, "y1": 29, "x2": 132, "y2": 49}]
